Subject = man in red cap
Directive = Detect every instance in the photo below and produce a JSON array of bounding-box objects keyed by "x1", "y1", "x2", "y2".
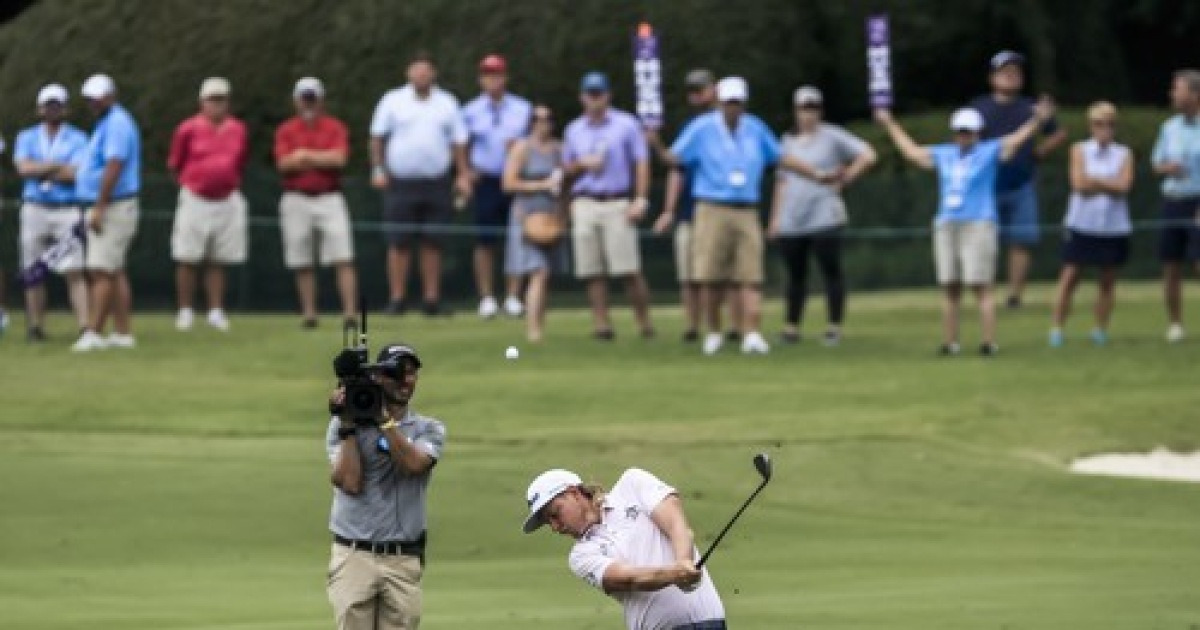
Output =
[{"x1": 461, "y1": 54, "x2": 532, "y2": 319}]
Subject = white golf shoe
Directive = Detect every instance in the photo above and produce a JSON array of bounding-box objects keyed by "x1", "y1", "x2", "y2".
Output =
[
  {"x1": 207, "y1": 308, "x2": 230, "y2": 332},
  {"x1": 71, "y1": 330, "x2": 109, "y2": 352},
  {"x1": 106, "y1": 333, "x2": 137, "y2": 349},
  {"x1": 503, "y1": 295, "x2": 524, "y2": 318},
  {"x1": 175, "y1": 307, "x2": 194, "y2": 331},
  {"x1": 741, "y1": 331, "x2": 770, "y2": 355},
  {"x1": 1167, "y1": 323, "x2": 1185, "y2": 344},
  {"x1": 478, "y1": 296, "x2": 499, "y2": 319},
  {"x1": 702, "y1": 332, "x2": 724, "y2": 356}
]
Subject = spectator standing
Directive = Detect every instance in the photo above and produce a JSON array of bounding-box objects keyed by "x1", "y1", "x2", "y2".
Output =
[
  {"x1": 562, "y1": 72, "x2": 654, "y2": 340},
  {"x1": 970, "y1": 51, "x2": 1067, "y2": 309},
  {"x1": 370, "y1": 53, "x2": 471, "y2": 317},
  {"x1": 502, "y1": 104, "x2": 566, "y2": 343},
  {"x1": 71, "y1": 74, "x2": 141, "y2": 353},
  {"x1": 274, "y1": 77, "x2": 359, "y2": 330},
  {"x1": 669, "y1": 77, "x2": 832, "y2": 355},
  {"x1": 767, "y1": 86, "x2": 877, "y2": 346},
  {"x1": 168, "y1": 77, "x2": 248, "y2": 332},
  {"x1": 463, "y1": 54, "x2": 532, "y2": 319},
  {"x1": 13, "y1": 84, "x2": 90, "y2": 341},
  {"x1": 1049, "y1": 102, "x2": 1133, "y2": 347},
  {"x1": 1151, "y1": 68, "x2": 1200, "y2": 344},
  {"x1": 875, "y1": 100, "x2": 1054, "y2": 356}
]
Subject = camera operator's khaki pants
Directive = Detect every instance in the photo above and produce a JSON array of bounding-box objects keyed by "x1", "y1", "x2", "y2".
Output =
[{"x1": 328, "y1": 544, "x2": 423, "y2": 630}]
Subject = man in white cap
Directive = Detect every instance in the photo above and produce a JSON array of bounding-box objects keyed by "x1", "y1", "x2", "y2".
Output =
[
  {"x1": 72, "y1": 73, "x2": 141, "y2": 352},
  {"x1": 13, "y1": 83, "x2": 90, "y2": 342},
  {"x1": 875, "y1": 98, "x2": 1053, "y2": 356},
  {"x1": 523, "y1": 467, "x2": 727, "y2": 630},
  {"x1": 667, "y1": 76, "x2": 832, "y2": 355},
  {"x1": 167, "y1": 77, "x2": 248, "y2": 332},
  {"x1": 274, "y1": 77, "x2": 359, "y2": 330}
]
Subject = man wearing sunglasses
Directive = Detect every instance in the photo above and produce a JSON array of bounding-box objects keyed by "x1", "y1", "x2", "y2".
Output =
[{"x1": 325, "y1": 343, "x2": 446, "y2": 630}]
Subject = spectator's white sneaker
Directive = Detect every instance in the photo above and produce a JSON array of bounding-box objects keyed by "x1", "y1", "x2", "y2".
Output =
[
  {"x1": 175, "y1": 307, "x2": 195, "y2": 331},
  {"x1": 207, "y1": 308, "x2": 230, "y2": 332},
  {"x1": 0, "y1": 308, "x2": 9, "y2": 337},
  {"x1": 741, "y1": 331, "x2": 771, "y2": 355},
  {"x1": 107, "y1": 333, "x2": 137, "y2": 349},
  {"x1": 478, "y1": 296, "x2": 499, "y2": 319},
  {"x1": 702, "y1": 332, "x2": 724, "y2": 356},
  {"x1": 503, "y1": 295, "x2": 524, "y2": 318},
  {"x1": 71, "y1": 330, "x2": 109, "y2": 352},
  {"x1": 1167, "y1": 323, "x2": 1185, "y2": 344}
]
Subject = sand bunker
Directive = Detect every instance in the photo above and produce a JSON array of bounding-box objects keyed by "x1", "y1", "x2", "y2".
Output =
[{"x1": 1070, "y1": 448, "x2": 1200, "y2": 483}]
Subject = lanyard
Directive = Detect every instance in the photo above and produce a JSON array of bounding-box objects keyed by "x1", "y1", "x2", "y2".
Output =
[{"x1": 39, "y1": 124, "x2": 64, "y2": 163}]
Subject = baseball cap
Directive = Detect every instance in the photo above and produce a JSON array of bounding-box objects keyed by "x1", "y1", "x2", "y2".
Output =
[
  {"x1": 580, "y1": 72, "x2": 610, "y2": 93},
  {"x1": 950, "y1": 108, "x2": 985, "y2": 133},
  {"x1": 793, "y1": 85, "x2": 823, "y2": 107},
  {"x1": 37, "y1": 83, "x2": 68, "y2": 106},
  {"x1": 716, "y1": 76, "x2": 749, "y2": 103},
  {"x1": 479, "y1": 54, "x2": 507, "y2": 74},
  {"x1": 293, "y1": 76, "x2": 325, "y2": 99},
  {"x1": 376, "y1": 343, "x2": 423, "y2": 370},
  {"x1": 523, "y1": 469, "x2": 583, "y2": 533},
  {"x1": 990, "y1": 50, "x2": 1025, "y2": 71},
  {"x1": 80, "y1": 74, "x2": 116, "y2": 100},
  {"x1": 685, "y1": 68, "x2": 715, "y2": 89},
  {"x1": 199, "y1": 77, "x2": 231, "y2": 100}
]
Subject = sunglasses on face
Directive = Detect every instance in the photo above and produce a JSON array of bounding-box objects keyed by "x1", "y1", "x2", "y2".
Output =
[{"x1": 1089, "y1": 119, "x2": 1115, "y2": 128}]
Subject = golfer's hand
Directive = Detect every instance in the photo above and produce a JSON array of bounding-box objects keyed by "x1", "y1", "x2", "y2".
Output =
[
  {"x1": 626, "y1": 197, "x2": 648, "y2": 224},
  {"x1": 87, "y1": 204, "x2": 107, "y2": 234},
  {"x1": 672, "y1": 561, "x2": 702, "y2": 591}
]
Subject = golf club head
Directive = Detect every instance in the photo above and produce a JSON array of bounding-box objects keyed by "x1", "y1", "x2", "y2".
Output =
[{"x1": 753, "y1": 453, "x2": 772, "y2": 482}]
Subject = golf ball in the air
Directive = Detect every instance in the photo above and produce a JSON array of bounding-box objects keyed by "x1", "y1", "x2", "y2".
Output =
[{"x1": 505, "y1": 346, "x2": 520, "y2": 360}]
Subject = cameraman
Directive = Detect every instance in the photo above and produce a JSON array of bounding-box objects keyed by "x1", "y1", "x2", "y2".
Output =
[{"x1": 325, "y1": 343, "x2": 446, "y2": 630}]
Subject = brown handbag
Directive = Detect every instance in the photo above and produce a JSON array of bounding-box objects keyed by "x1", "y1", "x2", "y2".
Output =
[{"x1": 523, "y1": 211, "x2": 564, "y2": 247}]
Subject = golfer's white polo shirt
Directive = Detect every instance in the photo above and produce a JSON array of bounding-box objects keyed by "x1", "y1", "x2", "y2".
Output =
[{"x1": 570, "y1": 468, "x2": 725, "y2": 630}]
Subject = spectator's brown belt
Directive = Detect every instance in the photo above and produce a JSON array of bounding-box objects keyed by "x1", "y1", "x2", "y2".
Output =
[
  {"x1": 575, "y1": 193, "x2": 630, "y2": 202},
  {"x1": 334, "y1": 534, "x2": 423, "y2": 556},
  {"x1": 697, "y1": 198, "x2": 756, "y2": 210}
]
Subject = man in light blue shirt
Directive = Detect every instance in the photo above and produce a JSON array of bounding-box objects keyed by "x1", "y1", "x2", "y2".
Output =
[
  {"x1": 462, "y1": 54, "x2": 532, "y2": 320},
  {"x1": 669, "y1": 77, "x2": 830, "y2": 356},
  {"x1": 72, "y1": 74, "x2": 142, "y2": 353},
  {"x1": 876, "y1": 100, "x2": 1052, "y2": 357},
  {"x1": 1150, "y1": 69, "x2": 1200, "y2": 343},
  {"x1": 13, "y1": 83, "x2": 90, "y2": 341}
]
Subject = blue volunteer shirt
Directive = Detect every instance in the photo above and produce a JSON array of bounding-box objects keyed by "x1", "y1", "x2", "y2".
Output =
[
  {"x1": 13, "y1": 123, "x2": 88, "y2": 205},
  {"x1": 969, "y1": 94, "x2": 1058, "y2": 192},
  {"x1": 462, "y1": 92, "x2": 532, "y2": 176},
  {"x1": 929, "y1": 139, "x2": 1003, "y2": 224},
  {"x1": 1151, "y1": 114, "x2": 1200, "y2": 199},
  {"x1": 76, "y1": 104, "x2": 141, "y2": 203},
  {"x1": 671, "y1": 111, "x2": 780, "y2": 205}
]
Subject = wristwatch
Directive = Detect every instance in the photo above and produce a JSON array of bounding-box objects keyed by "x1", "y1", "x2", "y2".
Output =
[{"x1": 337, "y1": 426, "x2": 358, "y2": 440}]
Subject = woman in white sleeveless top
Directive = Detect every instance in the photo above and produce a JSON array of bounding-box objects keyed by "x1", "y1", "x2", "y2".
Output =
[{"x1": 1049, "y1": 102, "x2": 1134, "y2": 347}]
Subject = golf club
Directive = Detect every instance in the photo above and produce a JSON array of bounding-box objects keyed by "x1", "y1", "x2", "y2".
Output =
[{"x1": 695, "y1": 453, "x2": 773, "y2": 569}]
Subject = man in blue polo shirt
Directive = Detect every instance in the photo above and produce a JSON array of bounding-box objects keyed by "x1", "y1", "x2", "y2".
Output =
[
  {"x1": 13, "y1": 83, "x2": 90, "y2": 342},
  {"x1": 669, "y1": 76, "x2": 832, "y2": 356},
  {"x1": 462, "y1": 54, "x2": 532, "y2": 320},
  {"x1": 72, "y1": 74, "x2": 141, "y2": 353},
  {"x1": 969, "y1": 51, "x2": 1067, "y2": 309}
]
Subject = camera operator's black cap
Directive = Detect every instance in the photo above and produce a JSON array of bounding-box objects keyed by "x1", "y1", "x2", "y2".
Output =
[{"x1": 377, "y1": 343, "x2": 422, "y2": 369}]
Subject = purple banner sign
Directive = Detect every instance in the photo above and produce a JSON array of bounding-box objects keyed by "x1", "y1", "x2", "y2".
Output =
[
  {"x1": 866, "y1": 14, "x2": 893, "y2": 109},
  {"x1": 633, "y1": 22, "x2": 664, "y2": 129}
]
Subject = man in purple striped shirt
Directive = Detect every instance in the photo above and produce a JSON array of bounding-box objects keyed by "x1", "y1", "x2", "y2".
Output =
[{"x1": 562, "y1": 72, "x2": 654, "y2": 340}]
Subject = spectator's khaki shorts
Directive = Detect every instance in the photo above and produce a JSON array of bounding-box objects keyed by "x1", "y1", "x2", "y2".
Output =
[
  {"x1": 692, "y1": 202, "x2": 764, "y2": 284},
  {"x1": 280, "y1": 191, "x2": 355, "y2": 269},
  {"x1": 170, "y1": 188, "x2": 247, "y2": 265},
  {"x1": 674, "y1": 221, "x2": 696, "y2": 283},
  {"x1": 21, "y1": 203, "x2": 85, "y2": 271},
  {"x1": 85, "y1": 198, "x2": 139, "y2": 273},
  {"x1": 327, "y1": 543, "x2": 422, "y2": 630},
  {"x1": 933, "y1": 220, "x2": 998, "y2": 285},
  {"x1": 570, "y1": 197, "x2": 641, "y2": 278}
]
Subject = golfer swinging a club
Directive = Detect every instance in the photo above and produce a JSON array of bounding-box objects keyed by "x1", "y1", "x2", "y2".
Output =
[{"x1": 522, "y1": 467, "x2": 727, "y2": 630}]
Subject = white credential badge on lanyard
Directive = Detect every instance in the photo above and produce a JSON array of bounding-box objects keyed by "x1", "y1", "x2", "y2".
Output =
[
  {"x1": 39, "y1": 126, "x2": 63, "y2": 193},
  {"x1": 729, "y1": 170, "x2": 747, "y2": 187},
  {"x1": 945, "y1": 155, "x2": 970, "y2": 210}
]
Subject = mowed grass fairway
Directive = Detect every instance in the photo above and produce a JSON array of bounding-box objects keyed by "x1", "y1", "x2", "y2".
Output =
[{"x1": 2, "y1": 282, "x2": 1199, "y2": 629}]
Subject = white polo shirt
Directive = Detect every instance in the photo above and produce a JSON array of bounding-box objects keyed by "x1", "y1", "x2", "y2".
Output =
[
  {"x1": 370, "y1": 84, "x2": 468, "y2": 179},
  {"x1": 569, "y1": 468, "x2": 725, "y2": 630}
]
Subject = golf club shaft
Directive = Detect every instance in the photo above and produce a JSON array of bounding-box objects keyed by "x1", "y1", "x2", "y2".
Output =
[{"x1": 695, "y1": 479, "x2": 769, "y2": 569}]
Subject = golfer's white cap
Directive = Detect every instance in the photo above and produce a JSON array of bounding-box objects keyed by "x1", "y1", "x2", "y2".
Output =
[
  {"x1": 81, "y1": 74, "x2": 116, "y2": 100},
  {"x1": 949, "y1": 107, "x2": 984, "y2": 133},
  {"x1": 37, "y1": 83, "x2": 68, "y2": 106},
  {"x1": 199, "y1": 77, "x2": 231, "y2": 99},
  {"x1": 293, "y1": 76, "x2": 325, "y2": 99},
  {"x1": 523, "y1": 469, "x2": 582, "y2": 533},
  {"x1": 716, "y1": 76, "x2": 749, "y2": 103}
]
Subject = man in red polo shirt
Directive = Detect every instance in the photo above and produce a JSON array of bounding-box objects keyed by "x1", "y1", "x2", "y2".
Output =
[
  {"x1": 274, "y1": 77, "x2": 358, "y2": 329},
  {"x1": 168, "y1": 77, "x2": 249, "y2": 332}
]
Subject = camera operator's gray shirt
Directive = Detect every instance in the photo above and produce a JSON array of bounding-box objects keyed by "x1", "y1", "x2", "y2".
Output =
[
  {"x1": 326, "y1": 410, "x2": 446, "y2": 542},
  {"x1": 776, "y1": 123, "x2": 868, "y2": 236}
]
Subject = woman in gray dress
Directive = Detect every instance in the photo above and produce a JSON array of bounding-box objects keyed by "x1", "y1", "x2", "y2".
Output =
[{"x1": 503, "y1": 105, "x2": 565, "y2": 342}]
